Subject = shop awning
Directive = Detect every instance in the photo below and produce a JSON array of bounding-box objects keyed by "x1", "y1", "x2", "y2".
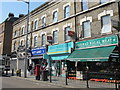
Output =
[{"x1": 67, "y1": 46, "x2": 116, "y2": 62}]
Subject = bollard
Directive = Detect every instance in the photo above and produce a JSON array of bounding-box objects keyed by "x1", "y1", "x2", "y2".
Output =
[
  {"x1": 50, "y1": 67, "x2": 52, "y2": 83},
  {"x1": 114, "y1": 69, "x2": 118, "y2": 90},
  {"x1": 86, "y1": 70, "x2": 89, "y2": 88},
  {"x1": 12, "y1": 69, "x2": 14, "y2": 76},
  {"x1": 86, "y1": 66, "x2": 89, "y2": 88},
  {"x1": 19, "y1": 69, "x2": 21, "y2": 77},
  {"x1": 65, "y1": 70, "x2": 68, "y2": 85}
]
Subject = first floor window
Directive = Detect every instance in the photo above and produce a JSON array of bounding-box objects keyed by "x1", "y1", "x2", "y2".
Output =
[
  {"x1": 28, "y1": 24, "x2": 31, "y2": 32},
  {"x1": 42, "y1": 17, "x2": 46, "y2": 27},
  {"x1": 41, "y1": 34, "x2": 46, "y2": 46},
  {"x1": 34, "y1": 20, "x2": 38, "y2": 30},
  {"x1": 20, "y1": 40, "x2": 24, "y2": 46},
  {"x1": 82, "y1": 21, "x2": 91, "y2": 38},
  {"x1": 53, "y1": 30, "x2": 58, "y2": 43},
  {"x1": 100, "y1": 0, "x2": 109, "y2": 4},
  {"x1": 101, "y1": 15, "x2": 111, "y2": 33},
  {"x1": 13, "y1": 41, "x2": 16, "y2": 50},
  {"x1": 81, "y1": 0, "x2": 89, "y2": 11},
  {"x1": 34, "y1": 36, "x2": 37, "y2": 47},
  {"x1": 14, "y1": 31, "x2": 17, "y2": 37},
  {"x1": 53, "y1": 11, "x2": 58, "y2": 23},
  {"x1": 64, "y1": 5, "x2": 70, "y2": 18},
  {"x1": 21, "y1": 27, "x2": 25, "y2": 35},
  {"x1": 64, "y1": 26, "x2": 71, "y2": 41}
]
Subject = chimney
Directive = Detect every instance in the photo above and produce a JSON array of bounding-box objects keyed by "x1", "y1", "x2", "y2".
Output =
[
  {"x1": 8, "y1": 13, "x2": 14, "y2": 17},
  {"x1": 19, "y1": 14, "x2": 24, "y2": 18}
]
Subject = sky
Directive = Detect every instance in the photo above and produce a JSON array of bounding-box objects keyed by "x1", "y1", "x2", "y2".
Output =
[{"x1": 0, "y1": 0, "x2": 48, "y2": 23}]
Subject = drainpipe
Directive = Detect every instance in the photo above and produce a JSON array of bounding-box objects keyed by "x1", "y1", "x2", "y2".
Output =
[
  {"x1": 74, "y1": 0, "x2": 78, "y2": 41},
  {"x1": 117, "y1": 1, "x2": 120, "y2": 90}
]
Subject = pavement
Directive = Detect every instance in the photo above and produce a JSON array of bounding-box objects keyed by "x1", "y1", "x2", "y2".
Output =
[
  {"x1": 2, "y1": 76, "x2": 62, "y2": 88},
  {"x1": 4, "y1": 71, "x2": 116, "y2": 89}
]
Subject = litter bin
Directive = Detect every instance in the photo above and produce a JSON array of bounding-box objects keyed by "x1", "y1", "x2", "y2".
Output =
[{"x1": 42, "y1": 70, "x2": 48, "y2": 81}]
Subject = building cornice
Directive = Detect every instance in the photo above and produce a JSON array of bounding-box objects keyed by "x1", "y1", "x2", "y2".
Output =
[{"x1": 13, "y1": 0, "x2": 60, "y2": 26}]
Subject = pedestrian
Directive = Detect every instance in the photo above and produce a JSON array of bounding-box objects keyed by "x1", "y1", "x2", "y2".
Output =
[{"x1": 28, "y1": 64, "x2": 32, "y2": 75}]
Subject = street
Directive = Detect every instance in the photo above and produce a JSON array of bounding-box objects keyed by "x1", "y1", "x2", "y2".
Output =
[{"x1": 2, "y1": 76, "x2": 62, "y2": 88}]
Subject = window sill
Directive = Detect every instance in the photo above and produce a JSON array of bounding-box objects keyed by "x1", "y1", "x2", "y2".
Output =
[
  {"x1": 65, "y1": 40, "x2": 71, "y2": 43},
  {"x1": 101, "y1": 32, "x2": 112, "y2": 35},
  {"x1": 41, "y1": 45, "x2": 46, "y2": 47},
  {"x1": 82, "y1": 36, "x2": 91, "y2": 39},
  {"x1": 52, "y1": 42, "x2": 59, "y2": 45}
]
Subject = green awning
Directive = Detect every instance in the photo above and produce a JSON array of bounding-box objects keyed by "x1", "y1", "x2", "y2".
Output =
[{"x1": 67, "y1": 46, "x2": 116, "y2": 62}]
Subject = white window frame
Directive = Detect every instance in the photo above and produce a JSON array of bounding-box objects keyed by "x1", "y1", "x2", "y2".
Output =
[
  {"x1": 33, "y1": 36, "x2": 38, "y2": 47},
  {"x1": 64, "y1": 5, "x2": 70, "y2": 18},
  {"x1": 101, "y1": 15, "x2": 112, "y2": 34},
  {"x1": 21, "y1": 25, "x2": 25, "y2": 35},
  {"x1": 98, "y1": 10, "x2": 113, "y2": 20},
  {"x1": 13, "y1": 41, "x2": 16, "y2": 50},
  {"x1": 34, "y1": 19, "x2": 38, "y2": 30},
  {"x1": 20, "y1": 39, "x2": 24, "y2": 46},
  {"x1": 40, "y1": 32, "x2": 46, "y2": 46},
  {"x1": 100, "y1": 0, "x2": 109, "y2": 4},
  {"x1": 28, "y1": 22, "x2": 31, "y2": 33},
  {"x1": 41, "y1": 14, "x2": 46, "y2": 27},
  {"x1": 80, "y1": 16, "x2": 92, "y2": 25},
  {"x1": 14, "y1": 31, "x2": 17, "y2": 37},
  {"x1": 52, "y1": 28, "x2": 59, "y2": 44},
  {"x1": 81, "y1": 0, "x2": 89, "y2": 11},
  {"x1": 53, "y1": 10, "x2": 58, "y2": 23},
  {"x1": 82, "y1": 20, "x2": 91, "y2": 38},
  {"x1": 63, "y1": 26, "x2": 71, "y2": 42}
]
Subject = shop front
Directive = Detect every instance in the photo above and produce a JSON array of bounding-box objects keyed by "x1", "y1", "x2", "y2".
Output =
[
  {"x1": 67, "y1": 35, "x2": 119, "y2": 79},
  {"x1": 31, "y1": 46, "x2": 47, "y2": 74},
  {"x1": 46, "y1": 42, "x2": 74, "y2": 77}
]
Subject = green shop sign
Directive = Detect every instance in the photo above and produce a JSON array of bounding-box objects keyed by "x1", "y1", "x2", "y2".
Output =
[
  {"x1": 48, "y1": 42, "x2": 74, "y2": 55},
  {"x1": 76, "y1": 35, "x2": 118, "y2": 49}
]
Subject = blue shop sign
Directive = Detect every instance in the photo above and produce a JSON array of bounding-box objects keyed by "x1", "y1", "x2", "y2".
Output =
[{"x1": 31, "y1": 47, "x2": 46, "y2": 56}]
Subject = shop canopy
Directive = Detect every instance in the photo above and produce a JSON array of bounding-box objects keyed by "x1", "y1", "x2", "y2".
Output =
[{"x1": 67, "y1": 46, "x2": 116, "y2": 62}]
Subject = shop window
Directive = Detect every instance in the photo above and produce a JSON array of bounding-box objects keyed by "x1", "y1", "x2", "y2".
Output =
[
  {"x1": 64, "y1": 26, "x2": 71, "y2": 41},
  {"x1": 53, "y1": 11, "x2": 58, "y2": 23},
  {"x1": 82, "y1": 20, "x2": 91, "y2": 38},
  {"x1": 81, "y1": 0, "x2": 89, "y2": 11},
  {"x1": 100, "y1": 0, "x2": 109, "y2": 4},
  {"x1": 53, "y1": 30, "x2": 58, "y2": 43},
  {"x1": 34, "y1": 36, "x2": 37, "y2": 47},
  {"x1": 101, "y1": 15, "x2": 111, "y2": 33},
  {"x1": 64, "y1": 5, "x2": 70, "y2": 18},
  {"x1": 41, "y1": 34, "x2": 46, "y2": 46}
]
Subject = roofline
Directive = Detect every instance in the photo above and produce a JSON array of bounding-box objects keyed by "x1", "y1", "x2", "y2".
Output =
[{"x1": 13, "y1": 0, "x2": 57, "y2": 26}]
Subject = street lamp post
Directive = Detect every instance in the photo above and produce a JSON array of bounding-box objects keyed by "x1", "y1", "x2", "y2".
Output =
[{"x1": 18, "y1": 0, "x2": 30, "y2": 78}]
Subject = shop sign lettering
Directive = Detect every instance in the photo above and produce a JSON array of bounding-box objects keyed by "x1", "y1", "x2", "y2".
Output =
[
  {"x1": 48, "y1": 42, "x2": 74, "y2": 55},
  {"x1": 31, "y1": 47, "x2": 46, "y2": 55},
  {"x1": 76, "y1": 35, "x2": 118, "y2": 49}
]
